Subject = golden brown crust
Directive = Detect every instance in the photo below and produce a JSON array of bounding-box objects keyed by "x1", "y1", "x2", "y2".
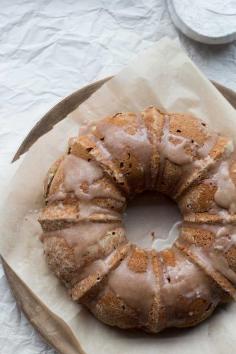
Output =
[
  {"x1": 142, "y1": 107, "x2": 165, "y2": 189},
  {"x1": 181, "y1": 226, "x2": 215, "y2": 248},
  {"x1": 71, "y1": 243, "x2": 130, "y2": 301},
  {"x1": 174, "y1": 135, "x2": 231, "y2": 200},
  {"x1": 225, "y1": 246, "x2": 236, "y2": 272},
  {"x1": 128, "y1": 247, "x2": 148, "y2": 273},
  {"x1": 43, "y1": 236, "x2": 79, "y2": 287},
  {"x1": 44, "y1": 156, "x2": 64, "y2": 198},
  {"x1": 85, "y1": 289, "x2": 139, "y2": 329},
  {"x1": 158, "y1": 113, "x2": 209, "y2": 196}
]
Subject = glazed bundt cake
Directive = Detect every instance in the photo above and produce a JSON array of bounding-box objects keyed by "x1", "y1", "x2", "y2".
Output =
[{"x1": 39, "y1": 106, "x2": 236, "y2": 333}]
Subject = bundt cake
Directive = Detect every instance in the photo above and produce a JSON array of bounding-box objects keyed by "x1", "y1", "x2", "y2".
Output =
[{"x1": 39, "y1": 106, "x2": 236, "y2": 333}]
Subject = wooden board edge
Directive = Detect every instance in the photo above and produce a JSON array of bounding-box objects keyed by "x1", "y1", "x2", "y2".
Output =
[{"x1": 1, "y1": 257, "x2": 86, "y2": 354}]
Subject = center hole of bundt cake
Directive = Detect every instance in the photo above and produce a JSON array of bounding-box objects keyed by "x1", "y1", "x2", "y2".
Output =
[{"x1": 123, "y1": 191, "x2": 181, "y2": 250}]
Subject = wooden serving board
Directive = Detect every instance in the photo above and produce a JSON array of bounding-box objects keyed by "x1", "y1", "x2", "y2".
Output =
[{"x1": 2, "y1": 78, "x2": 236, "y2": 354}]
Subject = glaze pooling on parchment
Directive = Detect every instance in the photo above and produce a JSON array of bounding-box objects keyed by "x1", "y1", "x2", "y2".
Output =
[{"x1": 40, "y1": 107, "x2": 236, "y2": 333}]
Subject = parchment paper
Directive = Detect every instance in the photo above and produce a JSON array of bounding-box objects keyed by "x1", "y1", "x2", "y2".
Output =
[{"x1": 1, "y1": 37, "x2": 236, "y2": 354}]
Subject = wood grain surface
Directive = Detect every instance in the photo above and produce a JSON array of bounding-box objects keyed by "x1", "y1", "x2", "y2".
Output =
[{"x1": 2, "y1": 78, "x2": 236, "y2": 354}]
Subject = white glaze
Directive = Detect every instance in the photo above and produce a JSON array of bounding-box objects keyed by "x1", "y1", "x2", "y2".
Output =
[
  {"x1": 95, "y1": 139, "x2": 112, "y2": 160},
  {"x1": 178, "y1": 223, "x2": 236, "y2": 290},
  {"x1": 78, "y1": 201, "x2": 120, "y2": 219},
  {"x1": 47, "y1": 190, "x2": 67, "y2": 203},
  {"x1": 96, "y1": 115, "x2": 152, "y2": 172},
  {"x1": 215, "y1": 226, "x2": 236, "y2": 252},
  {"x1": 63, "y1": 155, "x2": 103, "y2": 199},
  {"x1": 108, "y1": 253, "x2": 156, "y2": 318},
  {"x1": 162, "y1": 251, "x2": 210, "y2": 306},
  {"x1": 50, "y1": 154, "x2": 124, "y2": 205},
  {"x1": 194, "y1": 224, "x2": 236, "y2": 253},
  {"x1": 77, "y1": 247, "x2": 120, "y2": 281},
  {"x1": 44, "y1": 222, "x2": 119, "y2": 263},
  {"x1": 152, "y1": 221, "x2": 181, "y2": 251},
  {"x1": 159, "y1": 117, "x2": 193, "y2": 166},
  {"x1": 193, "y1": 154, "x2": 214, "y2": 169},
  {"x1": 197, "y1": 133, "x2": 218, "y2": 158},
  {"x1": 224, "y1": 139, "x2": 234, "y2": 157},
  {"x1": 210, "y1": 253, "x2": 236, "y2": 285},
  {"x1": 158, "y1": 116, "x2": 218, "y2": 172},
  {"x1": 213, "y1": 161, "x2": 236, "y2": 213},
  {"x1": 189, "y1": 245, "x2": 217, "y2": 277},
  {"x1": 217, "y1": 209, "x2": 232, "y2": 223}
]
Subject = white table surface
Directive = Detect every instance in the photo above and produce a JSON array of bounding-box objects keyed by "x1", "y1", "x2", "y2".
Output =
[{"x1": 1, "y1": 1, "x2": 236, "y2": 353}]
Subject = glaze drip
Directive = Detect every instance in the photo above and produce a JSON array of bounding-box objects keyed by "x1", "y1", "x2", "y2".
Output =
[
  {"x1": 108, "y1": 252, "x2": 156, "y2": 322},
  {"x1": 213, "y1": 160, "x2": 236, "y2": 213},
  {"x1": 162, "y1": 251, "x2": 212, "y2": 299},
  {"x1": 177, "y1": 223, "x2": 236, "y2": 291},
  {"x1": 197, "y1": 132, "x2": 218, "y2": 158},
  {"x1": 98, "y1": 117, "x2": 152, "y2": 167},
  {"x1": 159, "y1": 115, "x2": 194, "y2": 166},
  {"x1": 63, "y1": 155, "x2": 103, "y2": 199},
  {"x1": 78, "y1": 201, "x2": 120, "y2": 219},
  {"x1": 43, "y1": 222, "x2": 121, "y2": 265}
]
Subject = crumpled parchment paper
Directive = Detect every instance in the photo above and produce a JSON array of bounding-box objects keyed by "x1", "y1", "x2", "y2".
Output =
[
  {"x1": 1, "y1": 37, "x2": 236, "y2": 354},
  {"x1": 2, "y1": 2, "x2": 236, "y2": 353}
]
